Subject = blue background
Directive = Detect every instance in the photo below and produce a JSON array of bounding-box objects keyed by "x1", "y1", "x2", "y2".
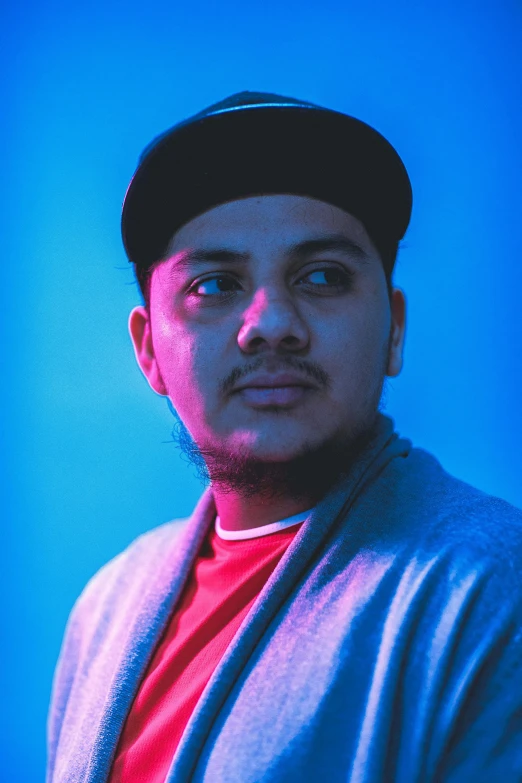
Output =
[{"x1": 3, "y1": 1, "x2": 521, "y2": 779}]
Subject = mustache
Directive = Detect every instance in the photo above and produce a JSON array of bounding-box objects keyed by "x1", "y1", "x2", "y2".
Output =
[{"x1": 220, "y1": 356, "x2": 331, "y2": 395}]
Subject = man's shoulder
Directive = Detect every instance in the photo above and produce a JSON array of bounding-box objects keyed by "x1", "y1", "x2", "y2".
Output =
[
  {"x1": 387, "y1": 445, "x2": 522, "y2": 573},
  {"x1": 408, "y1": 444, "x2": 521, "y2": 520},
  {"x1": 73, "y1": 516, "x2": 191, "y2": 617}
]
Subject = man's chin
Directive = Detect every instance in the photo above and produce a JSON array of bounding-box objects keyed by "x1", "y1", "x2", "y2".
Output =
[{"x1": 169, "y1": 409, "x2": 381, "y2": 503}]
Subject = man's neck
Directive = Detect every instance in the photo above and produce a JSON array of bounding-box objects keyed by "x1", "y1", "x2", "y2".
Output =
[{"x1": 214, "y1": 491, "x2": 316, "y2": 533}]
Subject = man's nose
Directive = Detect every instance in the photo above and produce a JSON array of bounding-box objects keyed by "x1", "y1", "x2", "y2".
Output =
[{"x1": 237, "y1": 288, "x2": 310, "y2": 354}]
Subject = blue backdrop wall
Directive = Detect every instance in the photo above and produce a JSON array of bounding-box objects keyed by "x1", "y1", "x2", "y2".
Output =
[{"x1": 2, "y1": 1, "x2": 521, "y2": 779}]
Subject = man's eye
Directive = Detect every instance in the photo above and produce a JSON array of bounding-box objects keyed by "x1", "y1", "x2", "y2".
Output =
[
  {"x1": 190, "y1": 275, "x2": 240, "y2": 296},
  {"x1": 299, "y1": 267, "x2": 354, "y2": 288}
]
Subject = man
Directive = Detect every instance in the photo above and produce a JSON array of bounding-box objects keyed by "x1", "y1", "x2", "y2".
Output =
[{"x1": 47, "y1": 91, "x2": 522, "y2": 783}]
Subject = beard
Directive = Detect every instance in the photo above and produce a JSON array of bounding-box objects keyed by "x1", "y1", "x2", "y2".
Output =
[{"x1": 166, "y1": 375, "x2": 390, "y2": 507}]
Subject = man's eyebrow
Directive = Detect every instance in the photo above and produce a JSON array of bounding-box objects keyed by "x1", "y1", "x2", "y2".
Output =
[{"x1": 167, "y1": 233, "x2": 372, "y2": 273}]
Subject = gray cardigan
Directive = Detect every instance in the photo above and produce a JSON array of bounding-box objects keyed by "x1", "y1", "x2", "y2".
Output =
[{"x1": 47, "y1": 414, "x2": 522, "y2": 782}]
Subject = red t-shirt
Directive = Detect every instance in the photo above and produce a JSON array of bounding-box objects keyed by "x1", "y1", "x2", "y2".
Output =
[{"x1": 108, "y1": 516, "x2": 304, "y2": 783}]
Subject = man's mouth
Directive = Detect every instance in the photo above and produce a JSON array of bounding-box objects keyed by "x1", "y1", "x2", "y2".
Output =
[{"x1": 235, "y1": 385, "x2": 313, "y2": 407}]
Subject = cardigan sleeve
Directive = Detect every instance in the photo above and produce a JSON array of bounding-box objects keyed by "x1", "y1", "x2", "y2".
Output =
[
  {"x1": 429, "y1": 550, "x2": 522, "y2": 783},
  {"x1": 46, "y1": 517, "x2": 191, "y2": 783},
  {"x1": 435, "y1": 631, "x2": 522, "y2": 781},
  {"x1": 46, "y1": 595, "x2": 84, "y2": 783},
  {"x1": 46, "y1": 548, "x2": 129, "y2": 783}
]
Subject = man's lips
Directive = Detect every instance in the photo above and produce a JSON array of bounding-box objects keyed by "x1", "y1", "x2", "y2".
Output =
[
  {"x1": 232, "y1": 373, "x2": 318, "y2": 392},
  {"x1": 231, "y1": 374, "x2": 318, "y2": 407}
]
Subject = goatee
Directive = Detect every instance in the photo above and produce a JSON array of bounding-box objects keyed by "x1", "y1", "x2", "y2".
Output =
[{"x1": 166, "y1": 382, "x2": 388, "y2": 506}]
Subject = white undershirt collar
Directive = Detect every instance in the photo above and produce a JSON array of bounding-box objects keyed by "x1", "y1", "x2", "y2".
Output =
[{"x1": 215, "y1": 508, "x2": 314, "y2": 541}]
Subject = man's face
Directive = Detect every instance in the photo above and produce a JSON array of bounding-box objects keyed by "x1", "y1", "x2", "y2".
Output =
[{"x1": 129, "y1": 194, "x2": 406, "y2": 490}]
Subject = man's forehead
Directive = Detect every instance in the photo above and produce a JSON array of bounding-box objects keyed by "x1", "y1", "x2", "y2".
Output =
[
  {"x1": 160, "y1": 233, "x2": 375, "y2": 281},
  {"x1": 170, "y1": 194, "x2": 377, "y2": 253}
]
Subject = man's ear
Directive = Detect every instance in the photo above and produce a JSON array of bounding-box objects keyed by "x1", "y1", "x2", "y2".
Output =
[
  {"x1": 386, "y1": 288, "x2": 407, "y2": 377},
  {"x1": 128, "y1": 306, "x2": 168, "y2": 396}
]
